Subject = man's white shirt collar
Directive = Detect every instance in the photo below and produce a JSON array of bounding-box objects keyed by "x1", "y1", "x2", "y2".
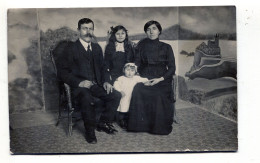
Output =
[{"x1": 79, "y1": 38, "x2": 92, "y2": 51}]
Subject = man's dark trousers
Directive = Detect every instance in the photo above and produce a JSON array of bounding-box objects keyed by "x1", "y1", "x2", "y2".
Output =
[{"x1": 74, "y1": 85, "x2": 121, "y2": 128}]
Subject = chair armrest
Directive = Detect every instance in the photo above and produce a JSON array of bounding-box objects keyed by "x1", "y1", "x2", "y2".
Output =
[{"x1": 64, "y1": 83, "x2": 73, "y2": 111}]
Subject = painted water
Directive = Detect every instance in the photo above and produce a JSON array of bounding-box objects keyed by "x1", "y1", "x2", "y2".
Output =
[
  {"x1": 178, "y1": 40, "x2": 237, "y2": 78},
  {"x1": 99, "y1": 40, "x2": 236, "y2": 78}
]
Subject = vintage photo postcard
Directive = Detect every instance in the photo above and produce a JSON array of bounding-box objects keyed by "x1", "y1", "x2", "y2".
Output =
[{"x1": 8, "y1": 6, "x2": 237, "y2": 154}]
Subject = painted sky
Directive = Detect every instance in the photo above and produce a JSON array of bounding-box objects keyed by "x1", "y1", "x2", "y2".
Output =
[
  {"x1": 179, "y1": 6, "x2": 236, "y2": 34},
  {"x1": 8, "y1": 9, "x2": 38, "y2": 28},
  {"x1": 8, "y1": 7, "x2": 236, "y2": 37},
  {"x1": 8, "y1": 9, "x2": 38, "y2": 82},
  {"x1": 38, "y1": 7, "x2": 178, "y2": 37}
]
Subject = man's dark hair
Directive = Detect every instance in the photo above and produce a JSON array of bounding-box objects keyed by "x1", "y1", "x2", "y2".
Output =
[
  {"x1": 78, "y1": 18, "x2": 94, "y2": 29},
  {"x1": 144, "y1": 20, "x2": 162, "y2": 34}
]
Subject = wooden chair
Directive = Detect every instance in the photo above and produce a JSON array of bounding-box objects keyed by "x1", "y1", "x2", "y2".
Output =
[{"x1": 50, "y1": 41, "x2": 78, "y2": 137}]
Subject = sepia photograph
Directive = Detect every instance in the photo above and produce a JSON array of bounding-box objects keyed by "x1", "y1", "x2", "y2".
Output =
[{"x1": 8, "y1": 6, "x2": 237, "y2": 154}]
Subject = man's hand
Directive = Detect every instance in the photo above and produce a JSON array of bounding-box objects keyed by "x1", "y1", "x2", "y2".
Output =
[
  {"x1": 79, "y1": 80, "x2": 94, "y2": 89},
  {"x1": 103, "y1": 82, "x2": 114, "y2": 94}
]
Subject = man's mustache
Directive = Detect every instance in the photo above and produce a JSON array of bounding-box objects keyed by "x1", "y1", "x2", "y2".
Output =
[{"x1": 84, "y1": 33, "x2": 93, "y2": 38}]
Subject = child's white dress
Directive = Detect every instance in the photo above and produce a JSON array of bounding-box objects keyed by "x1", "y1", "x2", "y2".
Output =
[{"x1": 114, "y1": 75, "x2": 148, "y2": 113}]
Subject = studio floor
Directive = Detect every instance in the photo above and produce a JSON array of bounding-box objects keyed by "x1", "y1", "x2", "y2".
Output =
[{"x1": 9, "y1": 100, "x2": 237, "y2": 154}]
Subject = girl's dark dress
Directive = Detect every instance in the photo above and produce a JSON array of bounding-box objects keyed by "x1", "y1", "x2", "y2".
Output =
[
  {"x1": 104, "y1": 42, "x2": 134, "y2": 84},
  {"x1": 127, "y1": 38, "x2": 176, "y2": 135}
]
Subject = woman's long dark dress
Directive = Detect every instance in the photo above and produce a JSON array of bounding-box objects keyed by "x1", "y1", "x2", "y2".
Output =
[
  {"x1": 127, "y1": 38, "x2": 176, "y2": 135},
  {"x1": 104, "y1": 42, "x2": 134, "y2": 84}
]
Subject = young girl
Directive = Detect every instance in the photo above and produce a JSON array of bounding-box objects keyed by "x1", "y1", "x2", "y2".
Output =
[
  {"x1": 113, "y1": 63, "x2": 149, "y2": 129},
  {"x1": 104, "y1": 25, "x2": 135, "y2": 85}
]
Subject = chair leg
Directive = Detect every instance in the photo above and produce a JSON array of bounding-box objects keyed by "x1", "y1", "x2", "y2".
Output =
[
  {"x1": 55, "y1": 110, "x2": 61, "y2": 126},
  {"x1": 173, "y1": 103, "x2": 179, "y2": 124},
  {"x1": 68, "y1": 108, "x2": 74, "y2": 137},
  {"x1": 56, "y1": 90, "x2": 63, "y2": 126},
  {"x1": 56, "y1": 104, "x2": 62, "y2": 126}
]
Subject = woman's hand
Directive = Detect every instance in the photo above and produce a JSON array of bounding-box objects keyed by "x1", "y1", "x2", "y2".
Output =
[
  {"x1": 144, "y1": 80, "x2": 152, "y2": 86},
  {"x1": 149, "y1": 77, "x2": 164, "y2": 86}
]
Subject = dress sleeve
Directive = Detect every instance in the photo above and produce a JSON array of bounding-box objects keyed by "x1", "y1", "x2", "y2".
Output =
[
  {"x1": 113, "y1": 76, "x2": 123, "y2": 92},
  {"x1": 136, "y1": 76, "x2": 149, "y2": 83},
  {"x1": 126, "y1": 42, "x2": 135, "y2": 63},
  {"x1": 134, "y1": 41, "x2": 142, "y2": 68},
  {"x1": 163, "y1": 44, "x2": 176, "y2": 80},
  {"x1": 103, "y1": 44, "x2": 114, "y2": 84}
]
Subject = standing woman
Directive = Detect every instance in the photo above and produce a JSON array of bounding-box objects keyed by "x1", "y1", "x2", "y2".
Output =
[
  {"x1": 104, "y1": 25, "x2": 134, "y2": 85},
  {"x1": 127, "y1": 20, "x2": 176, "y2": 135}
]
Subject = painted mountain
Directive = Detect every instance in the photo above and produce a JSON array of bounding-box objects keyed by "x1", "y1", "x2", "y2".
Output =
[{"x1": 40, "y1": 24, "x2": 236, "y2": 43}]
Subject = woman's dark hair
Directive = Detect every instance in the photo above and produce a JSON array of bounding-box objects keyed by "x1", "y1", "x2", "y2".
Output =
[
  {"x1": 108, "y1": 25, "x2": 129, "y2": 44},
  {"x1": 78, "y1": 18, "x2": 94, "y2": 30},
  {"x1": 144, "y1": 20, "x2": 162, "y2": 34}
]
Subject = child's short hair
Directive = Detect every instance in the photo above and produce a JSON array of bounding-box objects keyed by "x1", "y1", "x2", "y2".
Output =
[{"x1": 123, "y1": 63, "x2": 137, "y2": 73}]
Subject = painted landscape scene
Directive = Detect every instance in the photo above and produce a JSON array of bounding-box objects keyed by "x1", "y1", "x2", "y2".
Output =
[{"x1": 8, "y1": 7, "x2": 237, "y2": 153}]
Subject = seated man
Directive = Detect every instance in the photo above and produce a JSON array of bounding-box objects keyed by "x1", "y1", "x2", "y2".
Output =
[{"x1": 57, "y1": 18, "x2": 121, "y2": 144}]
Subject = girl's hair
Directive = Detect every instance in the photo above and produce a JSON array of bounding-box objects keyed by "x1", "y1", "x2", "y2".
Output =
[
  {"x1": 106, "y1": 25, "x2": 130, "y2": 55},
  {"x1": 108, "y1": 25, "x2": 129, "y2": 44},
  {"x1": 144, "y1": 20, "x2": 162, "y2": 34},
  {"x1": 123, "y1": 63, "x2": 137, "y2": 73}
]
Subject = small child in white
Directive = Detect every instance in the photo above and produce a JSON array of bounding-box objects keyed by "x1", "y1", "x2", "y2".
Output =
[{"x1": 114, "y1": 63, "x2": 148, "y2": 129}]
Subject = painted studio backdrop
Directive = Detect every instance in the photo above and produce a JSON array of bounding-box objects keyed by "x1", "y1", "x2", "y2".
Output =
[{"x1": 8, "y1": 6, "x2": 237, "y2": 153}]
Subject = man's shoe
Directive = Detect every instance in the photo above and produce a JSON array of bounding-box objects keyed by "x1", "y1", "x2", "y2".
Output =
[
  {"x1": 85, "y1": 128, "x2": 97, "y2": 144},
  {"x1": 106, "y1": 122, "x2": 118, "y2": 132},
  {"x1": 97, "y1": 122, "x2": 118, "y2": 134}
]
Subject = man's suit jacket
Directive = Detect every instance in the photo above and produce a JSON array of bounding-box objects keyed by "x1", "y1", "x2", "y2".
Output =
[{"x1": 57, "y1": 39, "x2": 104, "y2": 89}]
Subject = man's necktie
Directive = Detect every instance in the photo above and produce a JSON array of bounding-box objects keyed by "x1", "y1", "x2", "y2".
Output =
[{"x1": 87, "y1": 44, "x2": 91, "y2": 53}]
